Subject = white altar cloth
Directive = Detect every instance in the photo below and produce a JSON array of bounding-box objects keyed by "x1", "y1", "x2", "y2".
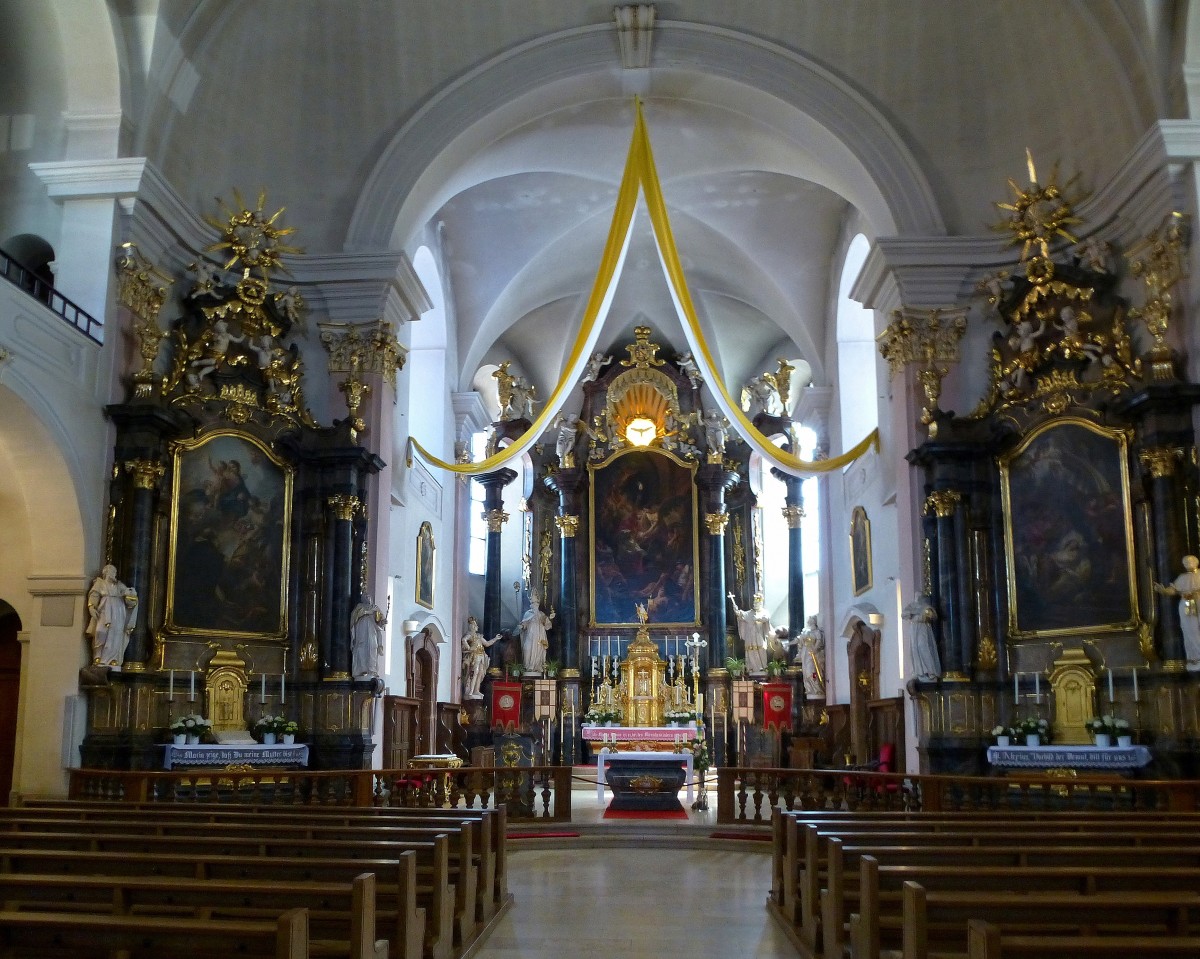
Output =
[
  {"x1": 581, "y1": 723, "x2": 697, "y2": 742},
  {"x1": 986, "y1": 743, "x2": 1151, "y2": 771},
  {"x1": 163, "y1": 742, "x2": 309, "y2": 770},
  {"x1": 596, "y1": 749, "x2": 694, "y2": 804}
]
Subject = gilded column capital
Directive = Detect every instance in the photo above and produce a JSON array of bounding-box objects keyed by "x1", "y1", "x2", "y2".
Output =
[
  {"x1": 318, "y1": 320, "x2": 408, "y2": 390},
  {"x1": 1139, "y1": 446, "x2": 1183, "y2": 479},
  {"x1": 781, "y1": 504, "x2": 805, "y2": 529},
  {"x1": 922, "y1": 489, "x2": 962, "y2": 518},
  {"x1": 704, "y1": 511, "x2": 730, "y2": 535},
  {"x1": 554, "y1": 514, "x2": 580, "y2": 538},
  {"x1": 124, "y1": 459, "x2": 166, "y2": 490},
  {"x1": 484, "y1": 508, "x2": 510, "y2": 533},
  {"x1": 326, "y1": 493, "x2": 361, "y2": 521}
]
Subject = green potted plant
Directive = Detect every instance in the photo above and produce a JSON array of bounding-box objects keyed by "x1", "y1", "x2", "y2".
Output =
[
  {"x1": 280, "y1": 719, "x2": 299, "y2": 745},
  {"x1": 255, "y1": 713, "x2": 288, "y2": 745},
  {"x1": 1085, "y1": 714, "x2": 1130, "y2": 747},
  {"x1": 1016, "y1": 716, "x2": 1050, "y2": 747},
  {"x1": 169, "y1": 713, "x2": 210, "y2": 746},
  {"x1": 725, "y1": 656, "x2": 747, "y2": 679},
  {"x1": 765, "y1": 658, "x2": 786, "y2": 679},
  {"x1": 543, "y1": 659, "x2": 560, "y2": 678},
  {"x1": 990, "y1": 724, "x2": 1017, "y2": 747},
  {"x1": 664, "y1": 708, "x2": 696, "y2": 726},
  {"x1": 505, "y1": 662, "x2": 525, "y2": 680}
]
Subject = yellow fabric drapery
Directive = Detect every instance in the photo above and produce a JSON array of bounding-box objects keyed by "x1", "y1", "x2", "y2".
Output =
[{"x1": 407, "y1": 99, "x2": 879, "y2": 477}]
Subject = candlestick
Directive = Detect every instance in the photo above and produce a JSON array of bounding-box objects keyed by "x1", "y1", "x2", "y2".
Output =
[
  {"x1": 260, "y1": 672, "x2": 266, "y2": 704},
  {"x1": 1013, "y1": 671, "x2": 1019, "y2": 706},
  {"x1": 1034, "y1": 672, "x2": 1040, "y2": 703},
  {"x1": 168, "y1": 669, "x2": 174, "y2": 701},
  {"x1": 189, "y1": 669, "x2": 195, "y2": 701},
  {"x1": 1107, "y1": 668, "x2": 1114, "y2": 704},
  {"x1": 1132, "y1": 666, "x2": 1139, "y2": 702}
]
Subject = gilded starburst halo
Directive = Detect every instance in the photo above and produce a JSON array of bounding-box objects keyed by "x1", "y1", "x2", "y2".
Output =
[
  {"x1": 204, "y1": 188, "x2": 303, "y2": 276},
  {"x1": 991, "y1": 150, "x2": 1086, "y2": 269}
]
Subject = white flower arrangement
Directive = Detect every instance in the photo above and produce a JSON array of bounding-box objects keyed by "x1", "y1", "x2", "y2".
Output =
[
  {"x1": 169, "y1": 714, "x2": 211, "y2": 737},
  {"x1": 664, "y1": 709, "x2": 697, "y2": 723},
  {"x1": 1085, "y1": 714, "x2": 1130, "y2": 735}
]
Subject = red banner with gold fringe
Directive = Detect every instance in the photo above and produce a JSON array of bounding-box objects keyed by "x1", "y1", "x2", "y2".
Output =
[
  {"x1": 491, "y1": 681, "x2": 522, "y2": 731},
  {"x1": 762, "y1": 682, "x2": 792, "y2": 731}
]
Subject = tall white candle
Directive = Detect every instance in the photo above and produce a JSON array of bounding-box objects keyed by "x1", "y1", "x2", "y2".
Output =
[
  {"x1": 1132, "y1": 667, "x2": 1139, "y2": 702},
  {"x1": 280, "y1": 671, "x2": 286, "y2": 704},
  {"x1": 1013, "y1": 671, "x2": 1019, "y2": 705},
  {"x1": 1034, "y1": 672, "x2": 1040, "y2": 703},
  {"x1": 1107, "y1": 668, "x2": 1114, "y2": 704},
  {"x1": 260, "y1": 672, "x2": 266, "y2": 704},
  {"x1": 189, "y1": 670, "x2": 195, "y2": 701},
  {"x1": 168, "y1": 669, "x2": 174, "y2": 701}
]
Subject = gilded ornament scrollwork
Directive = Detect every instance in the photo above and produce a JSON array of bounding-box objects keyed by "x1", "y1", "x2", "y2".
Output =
[
  {"x1": 1126, "y1": 212, "x2": 1190, "y2": 382},
  {"x1": 1139, "y1": 446, "x2": 1183, "y2": 479},
  {"x1": 326, "y1": 494, "x2": 361, "y2": 522},
  {"x1": 731, "y1": 515, "x2": 746, "y2": 595},
  {"x1": 922, "y1": 489, "x2": 962, "y2": 518},
  {"x1": 704, "y1": 511, "x2": 729, "y2": 535},
  {"x1": 115, "y1": 243, "x2": 174, "y2": 399},
  {"x1": 782, "y1": 504, "x2": 805, "y2": 529},
  {"x1": 554, "y1": 514, "x2": 580, "y2": 538},
  {"x1": 976, "y1": 635, "x2": 998, "y2": 671},
  {"x1": 877, "y1": 307, "x2": 967, "y2": 437},
  {"x1": 485, "y1": 508, "x2": 510, "y2": 533},
  {"x1": 124, "y1": 459, "x2": 166, "y2": 491},
  {"x1": 319, "y1": 320, "x2": 407, "y2": 391}
]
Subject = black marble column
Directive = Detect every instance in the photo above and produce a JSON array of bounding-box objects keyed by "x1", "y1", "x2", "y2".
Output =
[
  {"x1": 772, "y1": 468, "x2": 806, "y2": 641},
  {"x1": 325, "y1": 493, "x2": 360, "y2": 677},
  {"x1": 119, "y1": 459, "x2": 165, "y2": 667},
  {"x1": 544, "y1": 468, "x2": 585, "y2": 673},
  {"x1": 477, "y1": 469, "x2": 517, "y2": 663},
  {"x1": 924, "y1": 488, "x2": 966, "y2": 678},
  {"x1": 1141, "y1": 450, "x2": 1188, "y2": 667},
  {"x1": 696, "y1": 464, "x2": 740, "y2": 668}
]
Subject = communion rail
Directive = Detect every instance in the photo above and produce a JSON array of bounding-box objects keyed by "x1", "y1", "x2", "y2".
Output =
[{"x1": 64, "y1": 765, "x2": 1200, "y2": 823}]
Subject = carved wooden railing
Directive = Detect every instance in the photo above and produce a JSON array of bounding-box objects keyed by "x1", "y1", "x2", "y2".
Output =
[
  {"x1": 0, "y1": 249, "x2": 103, "y2": 343},
  {"x1": 68, "y1": 765, "x2": 574, "y2": 821},
  {"x1": 714, "y1": 767, "x2": 1200, "y2": 823}
]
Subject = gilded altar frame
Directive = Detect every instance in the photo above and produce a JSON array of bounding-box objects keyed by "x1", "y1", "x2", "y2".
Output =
[
  {"x1": 588, "y1": 446, "x2": 701, "y2": 627},
  {"x1": 999, "y1": 416, "x2": 1141, "y2": 640},
  {"x1": 164, "y1": 429, "x2": 293, "y2": 640}
]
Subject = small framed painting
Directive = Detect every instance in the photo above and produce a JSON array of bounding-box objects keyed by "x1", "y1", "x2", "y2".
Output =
[
  {"x1": 850, "y1": 506, "x2": 872, "y2": 596},
  {"x1": 415, "y1": 521, "x2": 435, "y2": 610}
]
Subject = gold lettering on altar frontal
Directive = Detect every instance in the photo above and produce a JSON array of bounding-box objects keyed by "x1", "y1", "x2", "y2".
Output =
[
  {"x1": 782, "y1": 504, "x2": 804, "y2": 529},
  {"x1": 554, "y1": 514, "x2": 579, "y2": 538},
  {"x1": 484, "y1": 508, "x2": 510, "y2": 533},
  {"x1": 922, "y1": 489, "x2": 962, "y2": 518},
  {"x1": 326, "y1": 494, "x2": 361, "y2": 522},
  {"x1": 1139, "y1": 446, "x2": 1183, "y2": 478},
  {"x1": 124, "y1": 458, "x2": 166, "y2": 490},
  {"x1": 704, "y1": 512, "x2": 729, "y2": 535}
]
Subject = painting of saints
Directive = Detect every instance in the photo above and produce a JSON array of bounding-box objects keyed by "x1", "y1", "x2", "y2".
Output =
[
  {"x1": 169, "y1": 432, "x2": 291, "y2": 636},
  {"x1": 590, "y1": 449, "x2": 698, "y2": 625},
  {"x1": 1003, "y1": 421, "x2": 1135, "y2": 635}
]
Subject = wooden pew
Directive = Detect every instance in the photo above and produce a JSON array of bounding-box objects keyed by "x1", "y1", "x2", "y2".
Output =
[
  {"x1": 0, "y1": 820, "x2": 480, "y2": 944},
  {"x1": 0, "y1": 845, "x2": 441, "y2": 959},
  {"x1": 844, "y1": 857, "x2": 1200, "y2": 959},
  {"x1": 4, "y1": 801, "x2": 509, "y2": 915},
  {"x1": 0, "y1": 906, "x2": 309, "y2": 959},
  {"x1": 0, "y1": 872, "x2": 384, "y2": 959},
  {"x1": 891, "y1": 880, "x2": 1200, "y2": 959},
  {"x1": 818, "y1": 839, "x2": 1200, "y2": 959},
  {"x1": 966, "y1": 918, "x2": 1200, "y2": 958}
]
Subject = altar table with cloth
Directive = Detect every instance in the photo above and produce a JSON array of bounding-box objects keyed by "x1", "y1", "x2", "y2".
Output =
[
  {"x1": 583, "y1": 724, "x2": 698, "y2": 804},
  {"x1": 162, "y1": 742, "x2": 309, "y2": 770},
  {"x1": 986, "y1": 743, "x2": 1152, "y2": 772}
]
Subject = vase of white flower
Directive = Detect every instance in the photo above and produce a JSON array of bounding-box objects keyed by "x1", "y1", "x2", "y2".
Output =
[
  {"x1": 1117, "y1": 734, "x2": 1133, "y2": 747},
  {"x1": 1093, "y1": 733, "x2": 1111, "y2": 748},
  {"x1": 173, "y1": 732, "x2": 186, "y2": 746}
]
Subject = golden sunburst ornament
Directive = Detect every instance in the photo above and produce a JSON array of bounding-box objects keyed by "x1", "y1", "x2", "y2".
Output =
[
  {"x1": 992, "y1": 150, "x2": 1086, "y2": 272},
  {"x1": 204, "y1": 188, "x2": 303, "y2": 277}
]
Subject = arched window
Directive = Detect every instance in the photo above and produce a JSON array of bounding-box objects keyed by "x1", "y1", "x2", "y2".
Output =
[{"x1": 835, "y1": 234, "x2": 875, "y2": 448}]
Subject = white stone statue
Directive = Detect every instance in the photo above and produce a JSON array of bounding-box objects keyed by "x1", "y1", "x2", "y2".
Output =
[
  {"x1": 187, "y1": 260, "x2": 220, "y2": 299},
  {"x1": 581, "y1": 351, "x2": 612, "y2": 383},
  {"x1": 461, "y1": 616, "x2": 500, "y2": 699},
  {"x1": 1155, "y1": 555, "x2": 1200, "y2": 671},
  {"x1": 350, "y1": 594, "x2": 388, "y2": 680},
  {"x1": 677, "y1": 352, "x2": 703, "y2": 387},
  {"x1": 186, "y1": 318, "x2": 244, "y2": 388},
  {"x1": 552, "y1": 412, "x2": 591, "y2": 468},
  {"x1": 702, "y1": 408, "x2": 728, "y2": 456},
  {"x1": 727, "y1": 592, "x2": 772, "y2": 674},
  {"x1": 789, "y1": 614, "x2": 825, "y2": 696},
  {"x1": 1077, "y1": 236, "x2": 1110, "y2": 273},
  {"x1": 507, "y1": 376, "x2": 537, "y2": 420},
  {"x1": 903, "y1": 594, "x2": 942, "y2": 681},
  {"x1": 519, "y1": 597, "x2": 554, "y2": 674},
  {"x1": 86, "y1": 564, "x2": 138, "y2": 668}
]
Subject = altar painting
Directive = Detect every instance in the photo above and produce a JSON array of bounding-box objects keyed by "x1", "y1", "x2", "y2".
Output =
[
  {"x1": 166, "y1": 431, "x2": 291, "y2": 638},
  {"x1": 590, "y1": 448, "x2": 699, "y2": 626},
  {"x1": 1000, "y1": 418, "x2": 1137, "y2": 638}
]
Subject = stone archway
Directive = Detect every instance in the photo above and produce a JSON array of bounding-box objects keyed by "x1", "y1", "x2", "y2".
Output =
[
  {"x1": 840, "y1": 605, "x2": 882, "y2": 766},
  {"x1": 0, "y1": 602, "x2": 22, "y2": 804}
]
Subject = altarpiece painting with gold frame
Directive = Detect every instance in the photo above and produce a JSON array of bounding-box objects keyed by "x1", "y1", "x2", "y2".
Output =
[
  {"x1": 415, "y1": 520, "x2": 435, "y2": 610},
  {"x1": 165, "y1": 430, "x2": 292, "y2": 639},
  {"x1": 850, "y1": 505, "x2": 872, "y2": 596}
]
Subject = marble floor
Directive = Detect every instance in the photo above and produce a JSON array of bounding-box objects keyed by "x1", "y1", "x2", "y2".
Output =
[{"x1": 475, "y1": 845, "x2": 796, "y2": 958}]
